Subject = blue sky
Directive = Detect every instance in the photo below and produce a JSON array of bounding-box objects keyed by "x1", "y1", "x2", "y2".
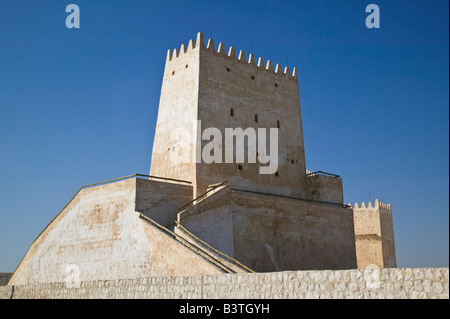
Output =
[{"x1": 0, "y1": 0, "x2": 448, "y2": 271}]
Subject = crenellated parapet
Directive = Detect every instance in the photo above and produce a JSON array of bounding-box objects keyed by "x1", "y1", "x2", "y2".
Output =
[
  {"x1": 349, "y1": 199, "x2": 392, "y2": 212},
  {"x1": 166, "y1": 32, "x2": 298, "y2": 79}
]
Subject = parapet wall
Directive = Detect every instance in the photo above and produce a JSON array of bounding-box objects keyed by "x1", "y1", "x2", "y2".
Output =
[
  {"x1": 166, "y1": 32, "x2": 298, "y2": 78},
  {"x1": 350, "y1": 199, "x2": 392, "y2": 211},
  {"x1": 1, "y1": 268, "x2": 448, "y2": 299}
]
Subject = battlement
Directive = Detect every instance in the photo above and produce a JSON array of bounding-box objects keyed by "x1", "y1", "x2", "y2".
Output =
[
  {"x1": 349, "y1": 199, "x2": 392, "y2": 211},
  {"x1": 166, "y1": 32, "x2": 298, "y2": 79}
]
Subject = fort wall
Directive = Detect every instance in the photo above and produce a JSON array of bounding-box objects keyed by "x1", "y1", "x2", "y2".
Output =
[
  {"x1": 136, "y1": 178, "x2": 192, "y2": 228},
  {"x1": 306, "y1": 173, "x2": 343, "y2": 204},
  {"x1": 2, "y1": 268, "x2": 447, "y2": 299},
  {"x1": 178, "y1": 186, "x2": 357, "y2": 272},
  {"x1": 8, "y1": 178, "x2": 221, "y2": 286},
  {"x1": 196, "y1": 34, "x2": 307, "y2": 198},
  {"x1": 150, "y1": 37, "x2": 200, "y2": 193}
]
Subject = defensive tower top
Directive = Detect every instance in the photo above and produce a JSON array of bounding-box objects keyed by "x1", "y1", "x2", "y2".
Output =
[{"x1": 165, "y1": 32, "x2": 298, "y2": 79}]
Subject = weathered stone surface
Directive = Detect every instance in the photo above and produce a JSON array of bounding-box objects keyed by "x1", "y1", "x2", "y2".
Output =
[
  {"x1": 8, "y1": 178, "x2": 222, "y2": 286},
  {"x1": 353, "y1": 200, "x2": 396, "y2": 269},
  {"x1": 2, "y1": 267, "x2": 447, "y2": 299},
  {"x1": 7, "y1": 33, "x2": 398, "y2": 289},
  {"x1": 151, "y1": 32, "x2": 307, "y2": 199},
  {"x1": 149, "y1": 33, "x2": 394, "y2": 272},
  {"x1": 179, "y1": 186, "x2": 357, "y2": 272}
]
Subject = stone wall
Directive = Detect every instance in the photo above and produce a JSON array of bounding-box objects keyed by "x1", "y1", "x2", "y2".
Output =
[
  {"x1": 135, "y1": 178, "x2": 192, "y2": 228},
  {"x1": 2, "y1": 268, "x2": 447, "y2": 299},
  {"x1": 179, "y1": 187, "x2": 357, "y2": 272},
  {"x1": 306, "y1": 174, "x2": 343, "y2": 204},
  {"x1": 8, "y1": 178, "x2": 221, "y2": 286},
  {"x1": 196, "y1": 32, "x2": 307, "y2": 199},
  {"x1": 149, "y1": 34, "x2": 200, "y2": 194}
]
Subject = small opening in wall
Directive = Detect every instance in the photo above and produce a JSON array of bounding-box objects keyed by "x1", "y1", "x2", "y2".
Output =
[
  {"x1": 185, "y1": 64, "x2": 188, "y2": 68},
  {"x1": 238, "y1": 165, "x2": 243, "y2": 171},
  {"x1": 255, "y1": 114, "x2": 258, "y2": 123},
  {"x1": 226, "y1": 67, "x2": 230, "y2": 72},
  {"x1": 291, "y1": 160, "x2": 295, "y2": 164},
  {"x1": 172, "y1": 71, "x2": 175, "y2": 75},
  {"x1": 251, "y1": 75, "x2": 255, "y2": 80},
  {"x1": 275, "y1": 172, "x2": 279, "y2": 177},
  {"x1": 230, "y1": 108, "x2": 234, "y2": 117},
  {"x1": 275, "y1": 83, "x2": 278, "y2": 87},
  {"x1": 277, "y1": 120, "x2": 280, "y2": 128}
]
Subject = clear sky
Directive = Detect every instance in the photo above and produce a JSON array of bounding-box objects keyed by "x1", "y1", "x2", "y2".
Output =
[{"x1": 0, "y1": 0, "x2": 448, "y2": 272}]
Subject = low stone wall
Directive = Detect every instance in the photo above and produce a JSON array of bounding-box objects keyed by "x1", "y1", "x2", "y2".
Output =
[{"x1": 1, "y1": 268, "x2": 448, "y2": 299}]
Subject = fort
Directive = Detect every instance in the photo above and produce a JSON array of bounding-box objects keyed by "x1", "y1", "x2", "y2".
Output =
[{"x1": 2, "y1": 32, "x2": 447, "y2": 299}]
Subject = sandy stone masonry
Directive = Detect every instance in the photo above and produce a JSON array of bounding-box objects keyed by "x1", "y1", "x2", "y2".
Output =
[
  {"x1": 6, "y1": 32, "x2": 399, "y2": 290},
  {"x1": 151, "y1": 32, "x2": 306, "y2": 199},
  {"x1": 352, "y1": 199, "x2": 396, "y2": 269},
  {"x1": 1, "y1": 268, "x2": 448, "y2": 299}
]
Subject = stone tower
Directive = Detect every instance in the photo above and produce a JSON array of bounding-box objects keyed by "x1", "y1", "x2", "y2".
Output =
[
  {"x1": 352, "y1": 199, "x2": 397, "y2": 269},
  {"x1": 150, "y1": 32, "x2": 359, "y2": 272},
  {"x1": 150, "y1": 32, "x2": 307, "y2": 198}
]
